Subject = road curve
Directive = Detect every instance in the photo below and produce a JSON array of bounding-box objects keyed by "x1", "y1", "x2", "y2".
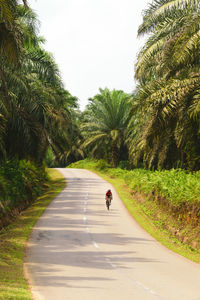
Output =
[{"x1": 25, "y1": 168, "x2": 200, "y2": 300}]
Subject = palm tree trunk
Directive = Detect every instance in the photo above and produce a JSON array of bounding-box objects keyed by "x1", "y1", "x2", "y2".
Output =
[
  {"x1": 111, "y1": 141, "x2": 118, "y2": 168},
  {"x1": 0, "y1": 65, "x2": 10, "y2": 104}
]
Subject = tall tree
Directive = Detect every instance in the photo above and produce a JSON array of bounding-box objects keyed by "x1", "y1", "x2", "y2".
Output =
[
  {"x1": 131, "y1": 0, "x2": 200, "y2": 170},
  {"x1": 0, "y1": 2, "x2": 77, "y2": 164},
  {"x1": 55, "y1": 109, "x2": 85, "y2": 167},
  {"x1": 82, "y1": 88, "x2": 132, "y2": 167}
]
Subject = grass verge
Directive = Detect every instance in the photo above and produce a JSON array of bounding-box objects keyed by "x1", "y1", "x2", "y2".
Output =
[
  {"x1": 68, "y1": 159, "x2": 200, "y2": 263},
  {"x1": 0, "y1": 168, "x2": 65, "y2": 300}
]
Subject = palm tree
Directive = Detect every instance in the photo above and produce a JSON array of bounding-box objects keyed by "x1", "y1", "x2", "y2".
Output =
[
  {"x1": 82, "y1": 88, "x2": 132, "y2": 167},
  {"x1": 0, "y1": 3, "x2": 77, "y2": 165},
  {"x1": 131, "y1": 0, "x2": 200, "y2": 170},
  {"x1": 55, "y1": 109, "x2": 85, "y2": 166},
  {"x1": 0, "y1": 0, "x2": 23, "y2": 64}
]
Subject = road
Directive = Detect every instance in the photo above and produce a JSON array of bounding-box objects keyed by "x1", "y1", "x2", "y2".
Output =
[{"x1": 25, "y1": 168, "x2": 200, "y2": 300}]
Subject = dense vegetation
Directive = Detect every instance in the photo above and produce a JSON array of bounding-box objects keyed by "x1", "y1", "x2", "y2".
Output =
[
  {"x1": 71, "y1": 0, "x2": 200, "y2": 172},
  {"x1": 1, "y1": 0, "x2": 200, "y2": 226},
  {"x1": 81, "y1": 89, "x2": 131, "y2": 167},
  {"x1": 6, "y1": 0, "x2": 198, "y2": 173},
  {"x1": 0, "y1": 160, "x2": 48, "y2": 228},
  {"x1": 131, "y1": 0, "x2": 200, "y2": 170},
  {"x1": 69, "y1": 158, "x2": 200, "y2": 210},
  {"x1": 0, "y1": 0, "x2": 78, "y2": 165},
  {"x1": 0, "y1": 1, "x2": 78, "y2": 223},
  {"x1": 0, "y1": 0, "x2": 200, "y2": 284}
]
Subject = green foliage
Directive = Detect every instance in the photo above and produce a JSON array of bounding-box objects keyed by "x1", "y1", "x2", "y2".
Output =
[
  {"x1": 118, "y1": 160, "x2": 130, "y2": 170},
  {"x1": 0, "y1": 160, "x2": 48, "y2": 219},
  {"x1": 45, "y1": 147, "x2": 56, "y2": 167},
  {"x1": 124, "y1": 168, "x2": 200, "y2": 206},
  {"x1": 55, "y1": 109, "x2": 85, "y2": 167},
  {"x1": 95, "y1": 159, "x2": 110, "y2": 170},
  {"x1": 82, "y1": 88, "x2": 132, "y2": 167},
  {"x1": 68, "y1": 158, "x2": 111, "y2": 170},
  {"x1": 129, "y1": 0, "x2": 200, "y2": 171},
  {"x1": 0, "y1": 1, "x2": 78, "y2": 165},
  {"x1": 69, "y1": 159, "x2": 200, "y2": 207},
  {"x1": 68, "y1": 158, "x2": 93, "y2": 169}
]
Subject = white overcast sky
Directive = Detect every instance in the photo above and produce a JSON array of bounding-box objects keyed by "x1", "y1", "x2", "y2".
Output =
[{"x1": 29, "y1": 0, "x2": 150, "y2": 110}]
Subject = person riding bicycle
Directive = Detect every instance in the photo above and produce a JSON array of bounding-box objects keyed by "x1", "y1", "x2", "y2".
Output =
[{"x1": 105, "y1": 189, "x2": 113, "y2": 203}]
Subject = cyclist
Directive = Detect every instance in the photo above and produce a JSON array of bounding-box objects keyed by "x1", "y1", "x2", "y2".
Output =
[{"x1": 105, "y1": 189, "x2": 113, "y2": 204}]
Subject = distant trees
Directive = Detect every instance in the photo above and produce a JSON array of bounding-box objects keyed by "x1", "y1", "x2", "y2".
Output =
[
  {"x1": 80, "y1": 0, "x2": 200, "y2": 171},
  {"x1": 55, "y1": 108, "x2": 85, "y2": 167}
]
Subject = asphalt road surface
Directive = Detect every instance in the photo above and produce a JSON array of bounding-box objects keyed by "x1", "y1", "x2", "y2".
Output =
[{"x1": 25, "y1": 168, "x2": 200, "y2": 300}]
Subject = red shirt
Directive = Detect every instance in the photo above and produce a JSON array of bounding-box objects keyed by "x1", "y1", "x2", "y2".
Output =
[{"x1": 106, "y1": 190, "x2": 112, "y2": 197}]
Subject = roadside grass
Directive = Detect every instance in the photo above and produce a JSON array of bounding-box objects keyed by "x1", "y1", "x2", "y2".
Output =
[
  {"x1": 68, "y1": 159, "x2": 200, "y2": 263},
  {"x1": 0, "y1": 168, "x2": 65, "y2": 300}
]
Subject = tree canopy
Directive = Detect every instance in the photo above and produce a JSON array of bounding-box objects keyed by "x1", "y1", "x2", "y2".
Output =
[
  {"x1": 129, "y1": 0, "x2": 200, "y2": 170},
  {"x1": 82, "y1": 88, "x2": 132, "y2": 167},
  {"x1": 2, "y1": 0, "x2": 200, "y2": 171},
  {"x1": 0, "y1": 1, "x2": 78, "y2": 164}
]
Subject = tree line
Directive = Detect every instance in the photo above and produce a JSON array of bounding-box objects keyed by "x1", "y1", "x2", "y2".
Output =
[
  {"x1": 76, "y1": 0, "x2": 200, "y2": 171},
  {"x1": 2, "y1": 0, "x2": 200, "y2": 172}
]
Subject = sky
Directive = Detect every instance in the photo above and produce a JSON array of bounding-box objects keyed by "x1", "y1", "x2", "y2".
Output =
[{"x1": 29, "y1": 0, "x2": 150, "y2": 110}]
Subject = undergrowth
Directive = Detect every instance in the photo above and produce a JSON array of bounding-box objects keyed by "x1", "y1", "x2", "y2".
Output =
[
  {"x1": 0, "y1": 160, "x2": 48, "y2": 229},
  {"x1": 69, "y1": 159, "x2": 200, "y2": 207}
]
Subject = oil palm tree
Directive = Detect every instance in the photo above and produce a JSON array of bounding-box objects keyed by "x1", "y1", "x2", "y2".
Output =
[
  {"x1": 3, "y1": 48, "x2": 75, "y2": 163},
  {"x1": 82, "y1": 88, "x2": 132, "y2": 167},
  {"x1": 55, "y1": 109, "x2": 85, "y2": 166},
  {"x1": 131, "y1": 0, "x2": 200, "y2": 170},
  {"x1": 0, "y1": 0, "x2": 24, "y2": 65},
  {"x1": 0, "y1": 3, "x2": 76, "y2": 164}
]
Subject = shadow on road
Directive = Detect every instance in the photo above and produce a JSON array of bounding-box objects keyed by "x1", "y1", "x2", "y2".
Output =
[{"x1": 27, "y1": 175, "x2": 161, "y2": 290}]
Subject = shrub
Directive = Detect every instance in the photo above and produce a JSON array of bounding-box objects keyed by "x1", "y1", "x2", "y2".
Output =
[
  {"x1": 118, "y1": 160, "x2": 129, "y2": 169},
  {"x1": 0, "y1": 160, "x2": 48, "y2": 218},
  {"x1": 68, "y1": 159, "x2": 200, "y2": 207},
  {"x1": 95, "y1": 159, "x2": 110, "y2": 170}
]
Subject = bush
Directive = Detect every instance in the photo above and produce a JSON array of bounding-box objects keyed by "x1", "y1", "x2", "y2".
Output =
[
  {"x1": 118, "y1": 160, "x2": 130, "y2": 169},
  {"x1": 45, "y1": 147, "x2": 56, "y2": 167},
  {"x1": 95, "y1": 159, "x2": 110, "y2": 170},
  {"x1": 68, "y1": 159, "x2": 200, "y2": 207},
  {"x1": 0, "y1": 160, "x2": 48, "y2": 218},
  {"x1": 123, "y1": 168, "x2": 200, "y2": 206}
]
